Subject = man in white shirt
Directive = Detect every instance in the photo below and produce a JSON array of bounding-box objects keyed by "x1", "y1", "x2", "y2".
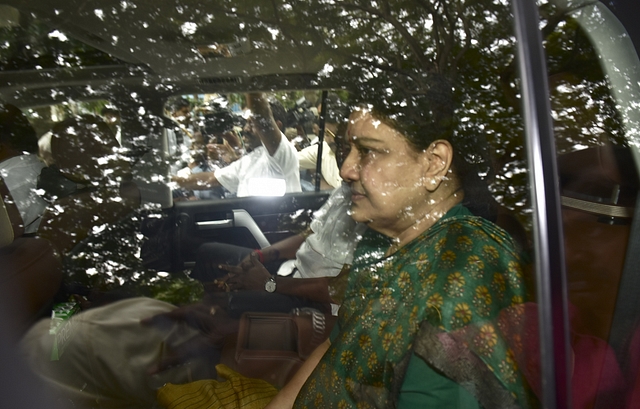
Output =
[
  {"x1": 297, "y1": 92, "x2": 346, "y2": 190},
  {"x1": 184, "y1": 183, "x2": 361, "y2": 319},
  {"x1": 0, "y1": 104, "x2": 47, "y2": 234},
  {"x1": 297, "y1": 133, "x2": 342, "y2": 190},
  {"x1": 191, "y1": 183, "x2": 364, "y2": 285},
  {"x1": 173, "y1": 93, "x2": 301, "y2": 196}
]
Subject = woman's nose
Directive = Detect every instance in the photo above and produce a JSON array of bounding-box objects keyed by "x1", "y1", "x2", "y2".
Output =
[{"x1": 340, "y1": 150, "x2": 359, "y2": 182}]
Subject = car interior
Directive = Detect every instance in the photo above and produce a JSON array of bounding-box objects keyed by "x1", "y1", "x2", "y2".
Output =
[{"x1": 1, "y1": 0, "x2": 640, "y2": 407}]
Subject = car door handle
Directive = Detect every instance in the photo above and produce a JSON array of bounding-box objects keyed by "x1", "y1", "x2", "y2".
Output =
[
  {"x1": 232, "y1": 209, "x2": 270, "y2": 249},
  {"x1": 196, "y1": 219, "x2": 233, "y2": 229},
  {"x1": 193, "y1": 210, "x2": 270, "y2": 249}
]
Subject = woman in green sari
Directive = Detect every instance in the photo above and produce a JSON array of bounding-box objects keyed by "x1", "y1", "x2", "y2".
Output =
[{"x1": 264, "y1": 105, "x2": 534, "y2": 409}]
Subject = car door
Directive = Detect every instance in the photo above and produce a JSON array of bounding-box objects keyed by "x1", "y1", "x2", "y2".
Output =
[{"x1": 518, "y1": 0, "x2": 640, "y2": 407}]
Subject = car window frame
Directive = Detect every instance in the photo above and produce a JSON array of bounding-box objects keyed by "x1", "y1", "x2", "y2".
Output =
[
  {"x1": 512, "y1": 0, "x2": 572, "y2": 408},
  {"x1": 517, "y1": 0, "x2": 640, "y2": 407}
]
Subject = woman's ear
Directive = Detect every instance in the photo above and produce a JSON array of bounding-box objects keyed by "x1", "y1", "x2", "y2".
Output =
[{"x1": 423, "y1": 140, "x2": 454, "y2": 192}]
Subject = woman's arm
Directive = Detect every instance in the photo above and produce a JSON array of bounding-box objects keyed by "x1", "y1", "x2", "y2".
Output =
[{"x1": 264, "y1": 338, "x2": 330, "y2": 409}]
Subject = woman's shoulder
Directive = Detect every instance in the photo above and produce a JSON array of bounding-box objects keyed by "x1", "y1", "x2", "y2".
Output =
[
  {"x1": 409, "y1": 212, "x2": 524, "y2": 286},
  {"x1": 431, "y1": 211, "x2": 519, "y2": 256}
]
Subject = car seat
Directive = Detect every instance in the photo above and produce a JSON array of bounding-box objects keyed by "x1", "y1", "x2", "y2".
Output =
[
  {"x1": 0, "y1": 176, "x2": 62, "y2": 336},
  {"x1": 220, "y1": 308, "x2": 336, "y2": 388},
  {"x1": 37, "y1": 115, "x2": 140, "y2": 256}
]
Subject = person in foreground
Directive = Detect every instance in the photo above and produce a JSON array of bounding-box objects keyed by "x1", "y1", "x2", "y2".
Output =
[{"x1": 259, "y1": 105, "x2": 533, "y2": 408}]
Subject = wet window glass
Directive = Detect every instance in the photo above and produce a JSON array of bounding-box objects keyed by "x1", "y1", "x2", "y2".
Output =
[{"x1": 1, "y1": 0, "x2": 539, "y2": 407}]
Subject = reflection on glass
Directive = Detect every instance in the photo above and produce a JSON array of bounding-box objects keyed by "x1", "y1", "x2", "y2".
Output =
[
  {"x1": 11, "y1": 0, "x2": 640, "y2": 407},
  {"x1": 3, "y1": 0, "x2": 541, "y2": 406},
  {"x1": 544, "y1": 1, "x2": 640, "y2": 407}
]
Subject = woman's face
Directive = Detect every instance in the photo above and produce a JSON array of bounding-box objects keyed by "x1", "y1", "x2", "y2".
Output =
[{"x1": 340, "y1": 109, "x2": 431, "y2": 236}]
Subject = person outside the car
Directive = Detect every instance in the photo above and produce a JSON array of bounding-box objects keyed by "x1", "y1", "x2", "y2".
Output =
[
  {"x1": 166, "y1": 97, "x2": 199, "y2": 175},
  {"x1": 173, "y1": 92, "x2": 301, "y2": 197},
  {"x1": 296, "y1": 121, "x2": 342, "y2": 190},
  {"x1": 297, "y1": 92, "x2": 345, "y2": 190}
]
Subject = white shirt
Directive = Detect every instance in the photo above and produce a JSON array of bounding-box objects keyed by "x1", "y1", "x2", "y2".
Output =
[
  {"x1": 0, "y1": 154, "x2": 47, "y2": 234},
  {"x1": 214, "y1": 136, "x2": 301, "y2": 197},
  {"x1": 278, "y1": 184, "x2": 366, "y2": 279},
  {"x1": 297, "y1": 141, "x2": 342, "y2": 189},
  {"x1": 38, "y1": 132, "x2": 54, "y2": 166}
]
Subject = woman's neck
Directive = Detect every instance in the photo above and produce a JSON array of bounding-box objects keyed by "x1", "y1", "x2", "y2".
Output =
[{"x1": 385, "y1": 190, "x2": 464, "y2": 256}]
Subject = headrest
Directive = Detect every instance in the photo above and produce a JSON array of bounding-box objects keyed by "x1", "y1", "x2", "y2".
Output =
[
  {"x1": 0, "y1": 104, "x2": 38, "y2": 154},
  {"x1": 50, "y1": 115, "x2": 122, "y2": 183},
  {"x1": 558, "y1": 144, "x2": 639, "y2": 219}
]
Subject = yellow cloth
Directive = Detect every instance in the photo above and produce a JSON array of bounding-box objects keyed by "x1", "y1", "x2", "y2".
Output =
[{"x1": 157, "y1": 364, "x2": 278, "y2": 409}]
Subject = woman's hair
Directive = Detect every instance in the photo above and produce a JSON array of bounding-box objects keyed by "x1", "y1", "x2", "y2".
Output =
[{"x1": 346, "y1": 72, "x2": 497, "y2": 220}]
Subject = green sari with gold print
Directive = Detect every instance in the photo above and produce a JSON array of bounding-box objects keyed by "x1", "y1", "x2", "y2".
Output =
[{"x1": 294, "y1": 205, "x2": 535, "y2": 409}]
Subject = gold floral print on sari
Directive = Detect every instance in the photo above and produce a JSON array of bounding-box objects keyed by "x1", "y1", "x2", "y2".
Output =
[{"x1": 294, "y1": 206, "x2": 533, "y2": 409}]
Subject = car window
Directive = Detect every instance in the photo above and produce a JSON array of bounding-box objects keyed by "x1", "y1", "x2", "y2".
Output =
[
  {"x1": 3, "y1": 0, "x2": 639, "y2": 407},
  {"x1": 0, "y1": 0, "x2": 542, "y2": 407},
  {"x1": 164, "y1": 91, "x2": 342, "y2": 200}
]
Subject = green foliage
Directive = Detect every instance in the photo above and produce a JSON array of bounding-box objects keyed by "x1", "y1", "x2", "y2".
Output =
[{"x1": 148, "y1": 274, "x2": 204, "y2": 306}]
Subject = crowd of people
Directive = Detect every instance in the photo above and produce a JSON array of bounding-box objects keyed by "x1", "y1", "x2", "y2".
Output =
[
  {"x1": 0, "y1": 91, "x2": 344, "y2": 274},
  {"x1": 168, "y1": 92, "x2": 343, "y2": 200}
]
